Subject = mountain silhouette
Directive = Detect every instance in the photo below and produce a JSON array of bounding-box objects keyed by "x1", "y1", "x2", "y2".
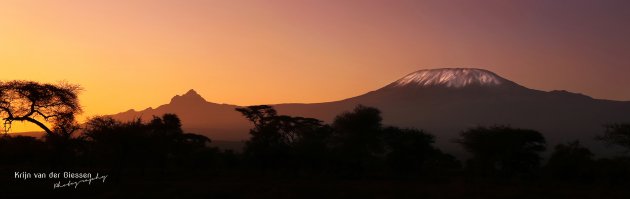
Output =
[
  {"x1": 170, "y1": 89, "x2": 208, "y2": 104},
  {"x1": 110, "y1": 68, "x2": 630, "y2": 156},
  {"x1": 114, "y1": 89, "x2": 248, "y2": 141}
]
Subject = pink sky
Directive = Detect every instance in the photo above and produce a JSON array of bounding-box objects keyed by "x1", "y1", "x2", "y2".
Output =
[{"x1": 1, "y1": 0, "x2": 629, "y2": 131}]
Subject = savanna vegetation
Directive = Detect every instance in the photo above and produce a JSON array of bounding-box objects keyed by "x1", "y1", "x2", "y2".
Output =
[{"x1": 1, "y1": 81, "x2": 629, "y2": 198}]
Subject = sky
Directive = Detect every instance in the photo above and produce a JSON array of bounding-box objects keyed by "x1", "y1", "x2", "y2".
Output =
[{"x1": 1, "y1": 0, "x2": 629, "y2": 132}]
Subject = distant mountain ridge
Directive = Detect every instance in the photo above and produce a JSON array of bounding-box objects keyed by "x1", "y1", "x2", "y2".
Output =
[
  {"x1": 110, "y1": 68, "x2": 630, "y2": 156},
  {"x1": 113, "y1": 89, "x2": 246, "y2": 141}
]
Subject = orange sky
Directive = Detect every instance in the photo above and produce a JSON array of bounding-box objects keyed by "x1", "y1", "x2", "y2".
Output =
[{"x1": 2, "y1": 0, "x2": 629, "y2": 132}]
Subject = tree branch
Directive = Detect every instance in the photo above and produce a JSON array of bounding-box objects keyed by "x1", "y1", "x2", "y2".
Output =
[
  {"x1": 8, "y1": 116, "x2": 54, "y2": 135},
  {"x1": 0, "y1": 106, "x2": 13, "y2": 118}
]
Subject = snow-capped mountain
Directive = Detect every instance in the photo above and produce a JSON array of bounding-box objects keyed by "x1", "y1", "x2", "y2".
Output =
[
  {"x1": 391, "y1": 68, "x2": 514, "y2": 88},
  {"x1": 111, "y1": 68, "x2": 630, "y2": 156}
]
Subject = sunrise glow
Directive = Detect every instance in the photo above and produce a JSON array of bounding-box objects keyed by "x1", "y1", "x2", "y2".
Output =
[{"x1": 2, "y1": 0, "x2": 629, "y2": 132}]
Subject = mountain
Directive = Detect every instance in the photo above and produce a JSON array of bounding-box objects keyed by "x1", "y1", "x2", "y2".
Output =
[
  {"x1": 110, "y1": 68, "x2": 630, "y2": 156},
  {"x1": 112, "y1": 89, "x2": 248, "y2": 141},
  {"x1": 389, "y1": 68, "x2": 516, "y2": 88}
]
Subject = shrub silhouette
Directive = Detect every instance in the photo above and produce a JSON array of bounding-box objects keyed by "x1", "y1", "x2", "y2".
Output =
[
  {"x1": 457, "y1": 126, "x2": 546, "y2": 177},
  {"x1": 0, "y1": 134, "x2": 47, "y2": 166},
  {"x1": 82, "y1": 114, "x2": 213, "y2": 169},
  {"x1": 545, "y1": 141, "x2": 594, "y2": 181},
  {"x1": 592, "y1": 157, "x2": 630, "y2": 183},
  {"x1": 83, "y1": 116, "x2": 154, "y2": 168}
]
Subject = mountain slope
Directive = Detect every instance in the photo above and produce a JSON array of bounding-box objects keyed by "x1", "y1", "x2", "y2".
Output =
[
  {"x1": 110, "y1": 68, "x2": 630, "y2": 156},
  {"x1": 112, "y1": 89, "x2": 250, "y2": 141}
]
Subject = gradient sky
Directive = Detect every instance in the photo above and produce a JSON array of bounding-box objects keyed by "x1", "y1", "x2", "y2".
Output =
[{"x1": 2, "y1": 0, "x2": 629, "y2": 132}]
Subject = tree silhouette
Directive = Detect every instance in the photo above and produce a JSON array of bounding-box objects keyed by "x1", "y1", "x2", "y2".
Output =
[
  {"x1": 597, "y1": 123, "x2": 630, "y2": 151},
  {"x1": 593, "y1": 124, "x2": 630, "y2": 183},
  {"x1": 383, "y1": 127, "x2": 434, "y2": 174},
  {"x1": 383, "y1": 126, "x2": 461, "y2": 176},
  {"x1": 83, "y1": 116, "x2": 150, "y2": 167},
  {"x1": 236, "y1": 105, "x2": 331, "y2": 170},
  {"x1": 147, "y1": 113, "x2": 185, "y2": 164},
  {"x1": 289, "y1": 116, "x2": 332, "y2": 171},
  {"x1": 545, "y1": 141, "x2": 594, "y2": 181},
  {"x1": 330, "y1": 105, "x2": 384, "y2": 175},
  {"x1": 457, "y1": 126, "x2": 546, "y2": 176},
  {"x1": 82, "y1": 114, "x2": 213, "y2": 169},
  {"x1": 0, "y1": 81, "x2": 82, "y2": 136},
  {"x1": 236, "y1": 105, "x2": 290, "y2": 169}
]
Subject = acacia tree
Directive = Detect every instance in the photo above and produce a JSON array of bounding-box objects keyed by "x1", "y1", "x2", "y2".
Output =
[
  {"x1": 457, "y1": 126, "x2": 546, "y2": 176},
  {"x1": 236, "y1": 105, "x2": 332, "y2": 170},
  {"x1": 0, "y1": 80, "x2": 82, "y2": 136}
]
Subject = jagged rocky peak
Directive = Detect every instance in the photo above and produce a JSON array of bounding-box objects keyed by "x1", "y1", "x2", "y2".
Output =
[
  {"x1": 170, "y1": 89, "x2": 207, "y2": 104},
  {"x1": 391, "y1": 68, "x2": 516, "y2": 88}
]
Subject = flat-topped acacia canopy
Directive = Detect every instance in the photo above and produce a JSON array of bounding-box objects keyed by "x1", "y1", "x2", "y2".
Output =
[{"x1": 0, "y1": 80, "x2": 82, "y2": 136}]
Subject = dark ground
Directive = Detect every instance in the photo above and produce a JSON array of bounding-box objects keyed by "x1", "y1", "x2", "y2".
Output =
[{"x1": 2, "y1": 169, "x2": 629, "y2": 199}]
